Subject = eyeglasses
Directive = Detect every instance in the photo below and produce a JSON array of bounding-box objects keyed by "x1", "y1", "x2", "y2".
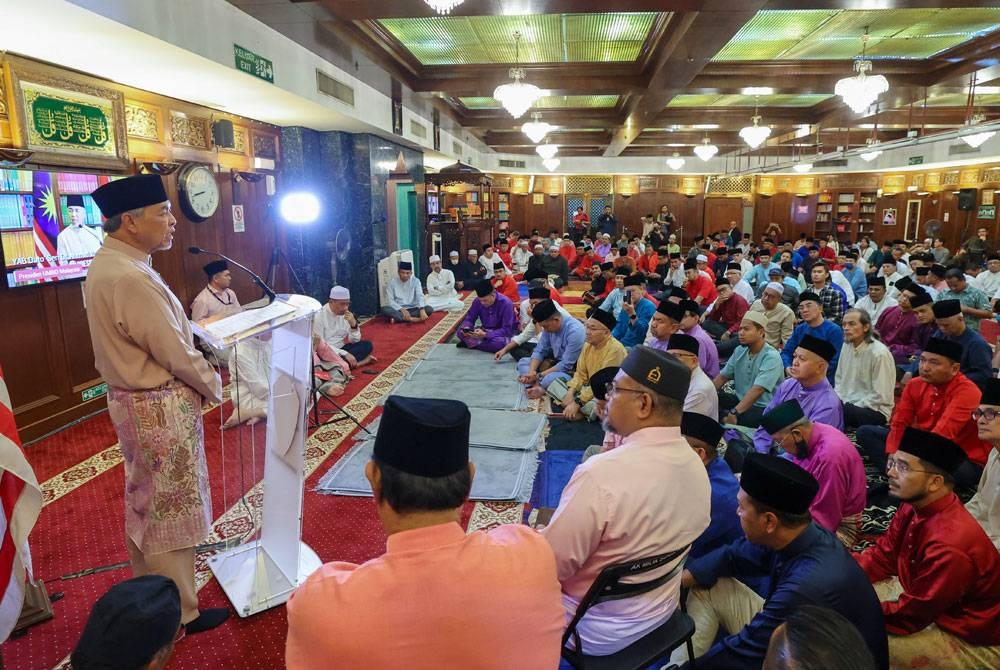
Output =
[
  {"x1": 972, "y1": 408, "x2": 1000, "y2": 422},
  {"x1": 886, "y1": 457, "x2": 932, "y2": 475},
  {"x1": 605, "y1": 383, "x2": 648, "y2": 399},
  {"x1": 770, "y1": 432, "x2": 793, "y2": 454}
]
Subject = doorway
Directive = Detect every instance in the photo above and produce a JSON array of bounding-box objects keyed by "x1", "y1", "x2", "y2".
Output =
[{"x1": 395, "y1": 183, "x2": 417, "y2": 252}]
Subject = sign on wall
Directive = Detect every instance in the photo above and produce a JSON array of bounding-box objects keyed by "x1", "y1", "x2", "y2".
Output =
[
  {"x1": 978, "y1": 204, "x2": 996, "y2": 220},
  {"x1": 234, "y1": 45, "x2": 274, "y2": 83}
]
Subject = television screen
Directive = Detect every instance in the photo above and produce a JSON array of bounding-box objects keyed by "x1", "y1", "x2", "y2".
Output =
[{"x1": 0, "y1": 169, "x2": 116, "y2": 288}]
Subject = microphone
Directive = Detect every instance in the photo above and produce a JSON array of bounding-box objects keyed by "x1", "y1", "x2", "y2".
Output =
[{"x1": 188, "y1": 246, "x2": 276, "y2": 304}]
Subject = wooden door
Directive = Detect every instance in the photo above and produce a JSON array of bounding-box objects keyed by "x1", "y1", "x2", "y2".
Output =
[{"x1": 703, "y1": 197, "x2": 743, "y2": 237}]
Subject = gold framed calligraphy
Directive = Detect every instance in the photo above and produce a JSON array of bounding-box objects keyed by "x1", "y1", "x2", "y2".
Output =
[{"x1": 5, "y1": 59, "x2": 129, "y2": 170}]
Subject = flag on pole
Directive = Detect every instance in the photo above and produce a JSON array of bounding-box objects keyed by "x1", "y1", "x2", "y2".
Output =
[{"x1": 0, "y1": 364, "x2": 42, "y2": 641}]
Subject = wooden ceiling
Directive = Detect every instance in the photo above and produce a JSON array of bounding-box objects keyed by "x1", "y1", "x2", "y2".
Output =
[{"x1": 292, "y1": 1, "x2": 1000, "y2": 160}]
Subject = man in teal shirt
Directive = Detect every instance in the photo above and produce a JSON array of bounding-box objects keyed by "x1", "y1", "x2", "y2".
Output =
[{"x1": 612, "y1": 275, "x2": 656, "y2": 347}]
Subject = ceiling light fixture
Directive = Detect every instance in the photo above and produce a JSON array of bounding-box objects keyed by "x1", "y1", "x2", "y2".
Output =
[
  {"x1": 961, "y1": 72, "x2": 995, "y2": 148},
  {"x1": 424, "y1": 0, "x2": 465, "y2": 15},
  {"x1": 542, "y1": 157, "x2": 561, "y2": 171},
  {"x1": 493, "y1": 32, "x2": 542, "y2": 119},
  {"x1": 521, "y1": 112, "x2": 553, "y2": 143},
  {"x1": 835, "y1": 27, "x2": 889, "y2": 114},
  {"x1": 536, "y1": 141, "x2": 559, "y2": 160},
  {"x1": 739, "y1": 96, "x2": 771, "y2": 149},
  {"x1": 666, "y1": 153, "x2": 685, "y2": 170},
  {"x1": 693, "y1": 137, "x2": 718, "y2": 161}
]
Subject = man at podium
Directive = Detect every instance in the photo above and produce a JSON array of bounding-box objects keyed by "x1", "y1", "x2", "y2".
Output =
[{"x1": 85, "y1": 174, "x2": 229, "y2": 635}]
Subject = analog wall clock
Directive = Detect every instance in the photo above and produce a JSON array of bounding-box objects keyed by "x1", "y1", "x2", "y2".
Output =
[{"x1": 177, "y1": 163, "x2": 221, "y2": 222}]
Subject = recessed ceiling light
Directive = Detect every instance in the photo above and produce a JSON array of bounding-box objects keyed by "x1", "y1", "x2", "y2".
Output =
[
  {"x1": 692, "y1": 124, "x2": 719, "y2": 130},
  {"x1": 741, "y1": 87, "x2": 774, "y2": 96}
]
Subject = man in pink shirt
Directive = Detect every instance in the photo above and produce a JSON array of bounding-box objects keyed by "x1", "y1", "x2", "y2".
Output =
[
  {"x1": 286, "y1": 396, "x2": 564, "y2": 669},
  {"x1": 542, "y1": 346, "x2": 711, "y2": 656},
  {"x1": 759, "y1": 400, "x2": 867, "y2": 546}
]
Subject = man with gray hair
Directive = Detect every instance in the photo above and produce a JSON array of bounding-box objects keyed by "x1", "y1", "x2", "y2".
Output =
[
  {"x1": 836, "y1": 308, "x2": 895, "y2": 431},
  {"x1": 425, "y1": 254, "x2": 464, "y2": 312},
  {"x1": 746, "y1": 282, "x2": 795, "y2": 351}
]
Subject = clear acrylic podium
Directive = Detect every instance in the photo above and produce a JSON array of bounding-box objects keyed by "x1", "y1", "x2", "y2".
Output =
[{"x1": 192, "y1": 294, "x2": 322, "y2": 617}]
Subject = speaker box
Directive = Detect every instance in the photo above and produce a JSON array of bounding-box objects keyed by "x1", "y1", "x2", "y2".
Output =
[
  {"x1": 958, "y1": 188, "x2": 977, "y2": 211},
  {"x1": 211, "y1": 119, "x2": 235, "y2": 149}
]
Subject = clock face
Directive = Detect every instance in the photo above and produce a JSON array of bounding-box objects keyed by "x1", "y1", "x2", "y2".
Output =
[{"x1": 179, "y1": 164, "x2": 221, "y2": 222}]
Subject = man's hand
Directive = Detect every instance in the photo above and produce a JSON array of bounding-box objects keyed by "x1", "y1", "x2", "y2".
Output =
[
  {"x1": 681, "y1": 569, "x2": 696, "y2": 589},
  {"x1": 519, "y1": 372, "x2": 539, "y2": 385},
  {"x1": 469, "y1": 328, "x2": 486, "y2": 339},
  {"x1": 344, "y1": 310, "x2": 358, "y2": 329},
  {"x1": 622, "y1": 300, "x2": 636, "y2": 317},
  {"x1": 563, "y1": 400, "x2": 581, "y2": 421},
  {"x1": 494, "y1": 346, "x2": 509, "y2": 362},
  {"x1": 400, "y1": 310, "x2": 414, "y2": 323},
  {"x1": 723, "y1": 412, "x2": 737, "y2": 425},
  {"x1": 343, "y1": 352, "x2": 358, "y2": 369}
]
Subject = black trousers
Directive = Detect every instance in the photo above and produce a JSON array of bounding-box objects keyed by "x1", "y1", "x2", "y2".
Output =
[
  {"x1": 843, "y1": 403, "x2": 886, "y2": 432},
  {"x1": 507, "y1": 342, "x2": 536, "y2": 362},
  {"x1": 717, "y1": 392, "x2": 765, "y2": 428},
  {"x1": 701, "y1": 320, "x2": 729, "y2": 339},
  {"x1": 342, "y1": 340, "x2": 373, "y2": 360}
]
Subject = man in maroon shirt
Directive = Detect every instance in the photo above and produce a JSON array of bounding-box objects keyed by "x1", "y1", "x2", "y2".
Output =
[
  {"x1": 854, "y1": 427, "x2": 1000, "y2": 669},
  {"x1": 702, "y1": 278, "x2": 748, "y2": 341}
]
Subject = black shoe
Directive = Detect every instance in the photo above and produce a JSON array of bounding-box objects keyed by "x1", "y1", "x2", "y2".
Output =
[
  {"x1": 456, "y1": 340, "x2": 468, "y2": 348},
  {"x1": 185, "y1": 608, "x2": 230, "y2": 634}
]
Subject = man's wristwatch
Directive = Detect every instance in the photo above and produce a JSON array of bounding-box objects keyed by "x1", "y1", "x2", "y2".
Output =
[{"x1": 728, "y1": 408, "x2": 741, "y2": 419}]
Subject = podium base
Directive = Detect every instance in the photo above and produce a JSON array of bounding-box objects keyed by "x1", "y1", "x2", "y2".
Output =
[{"x1": 207, "y1": 541, "x2": 321, "y2": 618}]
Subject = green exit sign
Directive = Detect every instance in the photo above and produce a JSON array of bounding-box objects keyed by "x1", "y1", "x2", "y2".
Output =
[
  {"x1": 908, "y1": 156, "x2": 924, "y2": 165},
  {"x1": 81, "y1": 382, "x2": 108, "y2": 402},
  {"x1": 234, "y1": 44, "x2": 274, "y2": 83}
]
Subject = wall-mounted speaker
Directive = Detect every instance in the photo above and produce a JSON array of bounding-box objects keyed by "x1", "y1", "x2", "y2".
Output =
[
  {"x1": 958, "y1": 188, "x2": 977, "y2": 211},
  {"x1": 211, "y1": 119, "x2": 235, "y2": 149}
]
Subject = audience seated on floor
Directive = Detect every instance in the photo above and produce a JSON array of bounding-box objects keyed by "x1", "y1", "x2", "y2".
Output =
[
  {"x1": 744, "y1": 282, "x2": 795, "y2": 353},
  {"x1": 645, "y1": 299, "x2": 682, "y2": 352},
  {"x1": 491, "y1": 262, "x2": 520, "y2": 305},
  {"x1": 495, "y1": 283, "x2": 571, "y2": 363},
  {"x1": 836, "y1": 308, "x2": 895, "y2": 431},
  {"x1": 715, "y1": 312, "x2": 784, "y2": 431},
  {"x1": 382, "y1": 261, "x2": 432, "y2": 323},
  {"x1": 314, "y1": 285, "x2": 375, "y2": 369},
  {"x1": 702, "y1": 276, "x2": 749, "y2": 342},
  {"x1": 548, "y1": 308, "x2": 626, "y2": 422},
  {"x1": 876, "y1": 278, "x2": 932, "y2": 368},
  {"x1": 750, "y1": 334, "x2": 843, "y2": 455},
  {"x1": 667, "y1": 333, "x2": 719, "y2": 419},
  {"x1": 582, "y1": 262, "x2": 616, "y2": 307},
  {"x1": 806, "y1": 262, "x2": 845, "y2": 325},
  {"x1": 72, "y1": 575, "x2": 182, "y2": 670},
  {"x1": 764, "y1": 606, "x2": 878, "y2": 670},
  {"x1": 856, "y1": 338, "x2": 989, "y2": 490},
  {"x1": 456, "y1": 279, "x2": 517, "y2": 353},
  {"x1": 855, "y1": 276, "x2": 898, "y2": 324},
  {"x1": 286, "y1": 396, "x2": 564, "y2": 669},
  {"x1": 454, "y1": 248, "x2": 486, "y2": 290},
  {"x1": 680, "y1": 411, "x2": 743, "y2": 559},
  {"x1": 938, "y1": 267, "x2": 993, "y2": 334},
  {"x1": 780, "y1": 291, "x2": 843, "y2": 382},
  {"x1": 611, "y1": 275, "x2": 655, "y2": 348},
  {"x1": 969, "y1": 380, "x2": 1000, "y2": 550},
  {"x1": 907, "y1": 298, "x2": 993, "y2": 389},
  {"x1": 684, "y1": 258, "x2": 718, "y2": 307},
  {"x1": 759, "y1": 400, "x2": 866, "y2": 546},
  {"x1": 671, "y1": 453, "x2": 888, "y2": 670},
  {"x1": 424, "y1": 253, "x2": 465, "y2": 312},
  {"x1": 678, "y1": 299, "x2": 720, "y2": 378},
  {"x1": 516, "y1": 299, "x2": 585, "y2": 400},
  {"x1": 853, "y1": 427, "x2": 1000, "y2": 670},
  {"x1": 724, "y1": 262, "x2": 755, "y2": 305},
  {"x1": 540, "y1": 346, "x2": 710, "y2": 657}
]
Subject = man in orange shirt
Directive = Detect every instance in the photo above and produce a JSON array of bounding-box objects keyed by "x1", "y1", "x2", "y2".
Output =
[
  {"x1": 286, "y1": 396, "x2": 564, "y2": 669},
  {"x1": 491, "y1": 262, "x2": 520, "y2": 306},
  {"x1": 684, "y1": 258, "x2": 718, "y2": 306}
]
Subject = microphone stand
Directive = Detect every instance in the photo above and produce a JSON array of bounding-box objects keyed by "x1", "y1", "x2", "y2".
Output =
[{"x1": 189, "y1": 247, "x2": 277, "y2": 305}]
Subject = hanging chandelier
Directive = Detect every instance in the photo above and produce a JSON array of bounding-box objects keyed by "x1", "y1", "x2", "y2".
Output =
[
  {"x1": 961, "y1": 74, "x2": 995, "y2": 148},
  {"x1": 666, "y1": 153, "x2": 685, "y2": 170},
  {"x1": 536, "y1": 142, "x2": 559, "y2": 160},
  {"x1": 493, "y1": 32, "x2": 542, "y2": 119},
  {"x1": 739, "y1": 96, "x2": 771, "y2": 149},
  {"x1": 542, "y1": 157, "x2": 561, "y2": 172},
  {"x1": 836, "y1": 29, "x2": 889, "y2": 114},
  {"x1": 693, "y1": 137, "x2": 718, "y2": 161},
  {"x1": 793, "y1": 162, "x2": 813, "y2": 173},
  {"x1": 424, "y1": 0, "x2": 464, "y2": 14},
  {"x1": 521, "y1": 112, "x2": 553, "y2": 144}
]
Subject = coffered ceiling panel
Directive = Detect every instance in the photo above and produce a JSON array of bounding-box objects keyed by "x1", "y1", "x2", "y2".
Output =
[
  {"x1": 378, "y1": 12, "x2": 658, "y2": 65},
  {"x1": 460, "y1": 94, "x2": 620, "y2": 109},
  {"x1": 667, "y1": 94, "x2": 833, "y2": 108}
]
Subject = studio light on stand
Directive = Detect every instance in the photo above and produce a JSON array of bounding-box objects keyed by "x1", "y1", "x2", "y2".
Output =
[{"x1": 265, "y1": 191, "x2": 318, "y2": 297}]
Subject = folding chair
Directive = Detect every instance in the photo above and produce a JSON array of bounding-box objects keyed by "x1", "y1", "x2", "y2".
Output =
[{"x1": 561, "y1": 544, "x2": 696, "y2": 670}]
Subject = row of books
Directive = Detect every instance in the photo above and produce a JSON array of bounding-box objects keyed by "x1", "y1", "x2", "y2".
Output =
[
  {"x1": 0, "y1": 195, "x2": 33, "y2": 231},
  {"x1": 56, "y1": 172, "x2": 101, "y2": 194},
  {"x1": 0, "y1": 170, "x2": 32, "y2": 193},
  {"x1": 1, "y1": 230, "x2": 35, "y2": 264}
]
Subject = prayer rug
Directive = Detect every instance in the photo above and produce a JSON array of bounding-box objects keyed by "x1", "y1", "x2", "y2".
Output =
[
  {"x1": 388, "y1": 378, "x2": 528, "y2": 410},
  {"x1": 544, "y1": 417, "x2": 605, "y2": 451},
  {"x1": 356, "y1": 408, "x2": 546, "y2": 452},
  {"x1": 533, "y1": 450, "x2": 583, "y2": 509},
  {"x1": 562, "y1": 303, "x2": 590, "y2": 320}
]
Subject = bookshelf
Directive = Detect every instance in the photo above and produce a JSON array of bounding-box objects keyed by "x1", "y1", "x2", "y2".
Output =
[
  {"x1": 497, "y1": 192, "x2": 510, "y2": 224},
  {"x1": 858, "y1": 191, "x2": 878, "y2": 237},
  {"x1": 0, "y1": 169, "x2": 36, "y2": 269},
  {"x1": 815, "y1": 192, "x2": 833, "y2": 237}
]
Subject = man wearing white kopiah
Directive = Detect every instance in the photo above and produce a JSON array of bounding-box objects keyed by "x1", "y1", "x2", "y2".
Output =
[
  {"x1": 314, "y1": 286, "x2": 375, "y2": 369},
  {"x1": 424, "y1": 254, "x2": 464, "y2": 311},
  {"x1": 382, "y1": 261, "x2": 433, "y2": 323},
  {"x1": 57, "y1": 194, "x2": 102, "y2": 262}
]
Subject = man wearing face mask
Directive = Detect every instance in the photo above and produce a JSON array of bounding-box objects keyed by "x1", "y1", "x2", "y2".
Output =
[
  {"x1": 840, "y1": 251, "x2": 868, "y2": 300},
  {"x1": 759, "y1": 400, "x2": 867, "y2": 546}
]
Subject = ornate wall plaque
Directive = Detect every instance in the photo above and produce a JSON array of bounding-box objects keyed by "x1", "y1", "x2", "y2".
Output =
[
  {"x1": 125, "y1": 103, "x2": 159, "y2": 141},
  {"x1": 941, "y1": 171, "x2": 960, "y2": 186},
  {"x1": 169, "y1": 112, "x2": 209, "y2": 149},
  {"x1": 982, "y1": 167, "x2": 1000, "y2": 184},
  {"x1": 219, "y1": 127, "x2": 247, "y2": 155},
  {"x1": 252, "y1": 131, "x2": 277, "y2": 160}
]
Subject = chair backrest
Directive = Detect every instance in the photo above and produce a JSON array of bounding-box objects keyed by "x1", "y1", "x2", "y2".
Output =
[{"x1": 562, "y1": 544, "x2": 691, "y2": 650}]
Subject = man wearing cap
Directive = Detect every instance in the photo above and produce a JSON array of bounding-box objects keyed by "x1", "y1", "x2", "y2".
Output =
[
  {"x1": 743, "y1": 250, "x2": 781, "y2": 293},
  {"x1": 836, "y1": 308, "x2": 895, "y2": 430},
  {"x1": 975, "y1": 253, "x2": 1000, "y2": 297},
  {"x1": 969, "y1": 378, "x2": 1000, "y2": 550},
  {"x1": 854, "y1": 427, "x2": 1000, "y2": 669},
  {"x1": 874, "y1": 282, "x2": 933, "y2": 367},
  {"x1": 611, "y1": 275, "x2": 656, "y2": 348},
  {"x1": 512, "y1": 239, "x2": 532, "y2": 278},
  {"x1": 314, "y1": 285, "x2": 376, "y2": 369},
  {"x1": 549, "y1": 309, "x2": 626, "y2": 422},
  {"x1": 668, "y1": 334, "x2": 719, "y2": 419},
  {"x1": 673, "y1": 453, "x2": 888, "y2": 670},
  {"x1": 593, "y1": 233, "x2": 612, "y2": 261},
  {"x1": 774, "y1": 263, "x2": 804, "y2": 305},
  {"x1": 286, "y1": 396, "x2": 565, "y2": 667},
  {"x1": 746, "y1": 283, "x2": 795, "y2": 351},
  {"x1": 457, "y1": 280, "x2": 517, "y2": 353},
  {"x1": 491, "y1": 262, "x2": 520, "y2": 305},
  {"x1": 661, "y1": 252, "x2": 686, "y2": 290},
  {"x1": 855, "y1": 276, "x2": 898, "y2": 324},
  {"x1": 939, "y1": 267, "x2": 993, "y2": 333},
  {"x1": 478, "y1": 243, "x2": 507, "y2": 279},
  {"x1": 723, "y1": 263, "x2": 755, "y2": 305},
  {"x1": 856, "y1": 338, "x2": 990, "y2": 486},
  {"x1": 452, "y1": 249, "x2": 482, "y2": 290},
  {"x1": 841, "y1": 251, "x2": 868, "y2": 299},
  {"x1": 754, "y1": 334, "x2": 843, "y2": 454},
  {"x1": 909, "y1": 299, "x2": 993, "y2": 389},
  {"x1": 86, "y1": 174, "x2": 228, "y2": 633},
  {"x1": 190, "y1": 259, "x2": 243, "y2": 365},
  {"x1": 72, "y1": 575, "x2": 182, "y2": 670},
  {"x1": 703, "y1": 277, "x2": 749, "y2": 341},
  {"x1": 780, "y1": 291, "x2": 843, "y2": 382},
  {"x1": 383, "y1": 261, "x2": 433, "y2": 324},
  {"x1": 759, "y1": 400, "x2": 866, "y2": 544},
  {"x1": 714, "y1": 312, "x2": 784, "y2": 429},
  {"x1": 542, "y1": 346, "x2": 711, "y2": 656},
  {"x1": 425, "y1": 254, "x2": 464, "y2": 312},
  {"x1": 523, "y1": 243, "x2": 548, "y2": 282},
  {"x1": 680, "y1": 412, "x2": 743, "y2": 559},
  {"x1": 879, "y1": 258, "x2": 905, "y2": 299},
  {"x1": 57, "y1": 193, "x2": 103, "y2": 261},
  {"x1": 647, "y1": 299, "x2": 683, "y2": 352},
  {"x1": 495, "y1": 283, "x2": 572, "y2": 362},
  {"x1": 913, "y1": 265, "x2": 939, "y2": 299},
  {"x1": 684, "y1": 258, "x2": 718, "y2": 306},
  {"x1": 516, "y1": 299, "x2": 585, "y2": 399},
  {"x1": 677, "y1": 299, "x2": 721, "y2": 377}
]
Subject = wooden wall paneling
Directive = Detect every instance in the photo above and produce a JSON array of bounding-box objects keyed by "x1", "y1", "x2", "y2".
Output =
[
  {"x1": 672, "y1": 194, "x2": 703, "y2": 248},
  {"x1": 703, "y1": 197, "x2": 742, "y2": 237},
  {"x1": 789, "y1": 195, "x2": 816, "y2": 239},
  {"x1": 56, "y1": 282, "x2": 99, "y2": 392},
  {"x1": 753, "y1": 194, "x2": 776, "y2": 241},
  {"x1": 508, "y1": 193, "x2": 528, "y2": 235}
]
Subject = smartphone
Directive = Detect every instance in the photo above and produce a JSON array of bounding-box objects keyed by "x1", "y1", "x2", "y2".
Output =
[{"x1": 624, "y1": 293, "x2": 632, "y2": 304}]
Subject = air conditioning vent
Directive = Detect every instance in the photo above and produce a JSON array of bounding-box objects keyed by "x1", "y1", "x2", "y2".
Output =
[
  {"x1": 498, "y1": 159, "x2": 526, "y2": 168},
  {"x1": 452, "y1": 140, "x2": 462, "y2": 155},
  {"x1": 409, "y1": 120, "x2": 428, "y2": 139},
  {"x1": 815, "y1": 158, "x2": 848, "y2": 167},
  {"x1": 316, "y1": 70, "x2": 355, "y2": 106}
]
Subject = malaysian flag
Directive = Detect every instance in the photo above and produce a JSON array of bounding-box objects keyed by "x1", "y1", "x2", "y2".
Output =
[
  {"x1": 31, "y1": 171, "x2": 58, "y2": 277},
  {"x1": 0, "y1": 365, "x2": 42, "y2": 641}
]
